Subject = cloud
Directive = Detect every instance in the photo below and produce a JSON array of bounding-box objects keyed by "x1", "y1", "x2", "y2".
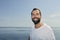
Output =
[
  {"x1": 48, "y1": 12, "x2": 60, "y2": 18},
  {"x1": 44, "y1": 12, "x2": 60, "y2": 27}
]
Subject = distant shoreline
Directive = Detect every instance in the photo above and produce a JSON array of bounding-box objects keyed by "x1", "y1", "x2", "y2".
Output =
[{"x1": 0, "y1": 27, "x2": 31, "y2": 28}]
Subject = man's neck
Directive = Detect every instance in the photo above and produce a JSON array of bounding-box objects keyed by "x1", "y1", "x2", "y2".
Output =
[{"x1": 35, "y1": 22, "x2": 43, "y2": 29}]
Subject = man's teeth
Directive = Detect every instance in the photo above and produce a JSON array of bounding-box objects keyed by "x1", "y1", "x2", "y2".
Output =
[{"x1": 34, "y1": 19, "x2": 37, "y2": 20}]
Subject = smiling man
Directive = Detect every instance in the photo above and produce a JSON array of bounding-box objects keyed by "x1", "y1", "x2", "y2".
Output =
[{"x1": 28, "y1": 8, "x2": 56, "y2": 40}]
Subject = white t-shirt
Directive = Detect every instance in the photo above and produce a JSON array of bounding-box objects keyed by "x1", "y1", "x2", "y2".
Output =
[{"x1": 30, "y1": 23, "x2": 56, "y2": 40}]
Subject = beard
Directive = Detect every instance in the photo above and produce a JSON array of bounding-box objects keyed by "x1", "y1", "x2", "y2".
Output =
[{"x1": 32, "y1": 17, "x2": 40, "y2": 24}]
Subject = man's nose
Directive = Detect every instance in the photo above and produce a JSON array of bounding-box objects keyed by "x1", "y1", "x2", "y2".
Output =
[{"x1": 34, "y1": 15, "x2": 38, "y2": 17}]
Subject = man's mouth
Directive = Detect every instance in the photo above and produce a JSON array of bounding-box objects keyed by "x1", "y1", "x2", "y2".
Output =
[{"x1": 33, "y1": 18, "x2": 38, "y2": 21}]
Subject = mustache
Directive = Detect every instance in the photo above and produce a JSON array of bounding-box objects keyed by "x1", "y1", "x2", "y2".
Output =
[{"x1": 32, "y1": 17, "x2": 40, "y2": 19}]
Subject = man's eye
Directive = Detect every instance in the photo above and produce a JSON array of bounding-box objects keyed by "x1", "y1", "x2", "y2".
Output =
[{"x1": 36, "y1": 13, "x2": 39, "y2": 15}]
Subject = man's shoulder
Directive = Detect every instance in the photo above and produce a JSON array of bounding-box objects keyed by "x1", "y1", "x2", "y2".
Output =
[
  {"x1": 42, "y1": 23, "x2": 54, "y2": 34},
  {"x1": 44, "y1": 23, "x2": 53, "y2": 30},
  {"x1": 43, "y1": 23, "x2": 56, "y2": 40}
]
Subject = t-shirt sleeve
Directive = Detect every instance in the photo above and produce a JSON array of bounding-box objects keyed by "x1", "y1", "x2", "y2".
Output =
[
  {"x1": 42, "y1": 28, "x2": 56, "y2": 40},
  {"x1": 45, "y1": 30, "x2": 56, "y2": 40}
]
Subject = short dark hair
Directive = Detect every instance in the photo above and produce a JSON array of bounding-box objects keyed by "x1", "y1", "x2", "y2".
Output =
[{"x1": 31, "y1": 8, "x2": 41, "y2": 16}]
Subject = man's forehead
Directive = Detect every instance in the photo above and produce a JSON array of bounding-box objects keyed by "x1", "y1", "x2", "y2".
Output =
[{"x1": 32, "y1": 10, "x2": 39, "y2": 13}]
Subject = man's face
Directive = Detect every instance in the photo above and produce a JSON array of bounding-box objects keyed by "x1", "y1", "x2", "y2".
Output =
[{"x1": 31, "y1": 10, "x2": 41, "y2": 24}]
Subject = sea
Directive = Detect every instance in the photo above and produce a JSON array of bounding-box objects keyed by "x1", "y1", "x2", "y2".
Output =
[{"x1": 0, "y1": 27, "x2": 60, "y2": 40}]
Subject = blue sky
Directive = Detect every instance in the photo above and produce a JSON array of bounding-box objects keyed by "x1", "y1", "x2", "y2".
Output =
[{"x1": 0, "y1": 0, "x2": 60, "y2": 27}]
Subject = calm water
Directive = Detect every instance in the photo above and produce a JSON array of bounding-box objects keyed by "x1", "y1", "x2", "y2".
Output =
[{"x1": 0, "y1": 27, "x2": 60, "y2": 40}]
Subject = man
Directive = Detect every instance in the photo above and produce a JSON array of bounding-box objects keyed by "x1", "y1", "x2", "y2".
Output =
[{"x1": 28, "y1": 8, "x2": 56, "y2": 40}]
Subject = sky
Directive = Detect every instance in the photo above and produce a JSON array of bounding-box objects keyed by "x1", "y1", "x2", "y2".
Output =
[{"x1": 0, "y1": 0, "x2": 60, "y2": 27}]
